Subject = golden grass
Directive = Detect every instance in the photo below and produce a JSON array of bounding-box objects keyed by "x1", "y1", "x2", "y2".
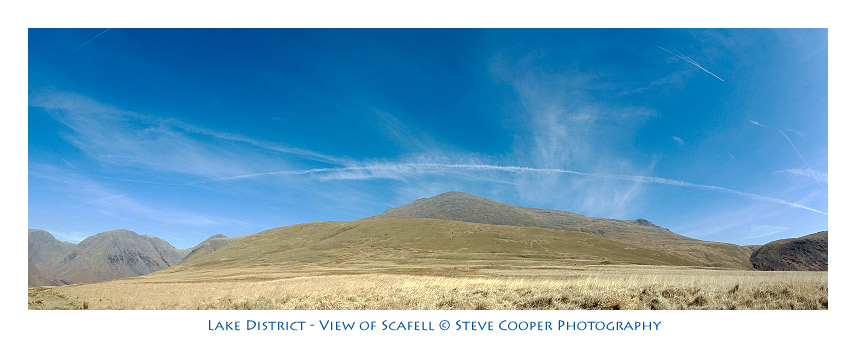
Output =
[{"x1": 28, "y1": 265, "x2": 827, "y2": 310}]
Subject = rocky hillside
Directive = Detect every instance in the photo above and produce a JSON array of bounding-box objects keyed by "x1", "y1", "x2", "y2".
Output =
[
  {"x1": 750, "y1": 231, "x2": 828, "y2": 271},
  {"x1": 28, "y1": 229, "x2": 75, "y2": 276},
  {"x1": 29, "y1": 229, "x2": 192, "y2": 286}
]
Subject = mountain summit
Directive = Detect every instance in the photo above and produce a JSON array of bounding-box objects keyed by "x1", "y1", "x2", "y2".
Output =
[
  {"x1": 367, "y1": 191, "x2": 682, "y2": 241},
  {"x1": 34, "y1": 229, "x2": 189, "y2": 285},
  {"x1": 367, "y1": 191, "x2": 753, "y2": 268}
]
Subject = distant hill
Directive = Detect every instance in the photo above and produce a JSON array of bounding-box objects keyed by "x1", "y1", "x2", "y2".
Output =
[
  {"x1": 179, "y1": 234, "x2": 246, "y2": 264},
  {"x1": 52, "y1": 229, "x2": 187, "y2": 284},
  {"x1": 367, "y1": 191, "x2": 753, "y2": 269},
  {"x1": 750, "y1": 231, "x2": 828, "y2": 271},
  {"x1": 28, "y1": 229, "x2": 228, "y2": 286}
]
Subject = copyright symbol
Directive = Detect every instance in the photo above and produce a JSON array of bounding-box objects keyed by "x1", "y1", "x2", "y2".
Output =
[{"x1": 439, "y1": 320, "x2": 450, "y2": 330}]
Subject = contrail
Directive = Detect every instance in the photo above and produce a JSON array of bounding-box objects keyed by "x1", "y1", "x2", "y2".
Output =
[
  {"x1": 207, "y1": 163, "x2": 827, "y2": 216},
  {"x1": 60, "y1": 28, "x2": 112, "y2": 61},
  {"x1": 654, "y1": 44, "x2": 725, "y2": 82},
  {"x1": 73, "y1": 194, "x2": 125, "y2": 208},
  {"x1": 750, "y1": 120, "x2": 827, "y2": 191},
  {"x1": 776, "y1": 128, "x2": 827, "y2": 191},
  {"x1": 748, "y1": 120, "x2": 767, "y2": 128}
]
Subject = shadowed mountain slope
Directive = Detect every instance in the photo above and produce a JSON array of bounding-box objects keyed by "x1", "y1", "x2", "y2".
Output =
[
  {"x1": 750, "y1": 231, "x2": 828, "y2": 271},
  {"x1": 28, "y1": 229, "x2": 75, "y2": 273},
  {"x1": 366, "y1": 191, "x2": 753, "y2": 269},
  {"x1": 52, "y1": 229, "x2": 187, "y2": 284},
  {"x1": 28, "y1": 260, "x2": 62, "y2": 287}
]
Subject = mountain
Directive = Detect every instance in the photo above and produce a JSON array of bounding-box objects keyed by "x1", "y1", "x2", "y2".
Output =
[
  {"x1": 175, "y1": 218, "x2": 702, "y2": 272},
  {"x1": 30, "y1": 192, "x2": 820, "y2": 285},
  {"x1": 172, "y1": 192, "x2": 757, "y2": 272},
  {"x1": 179, "y1": 234, "x2": 245, "y2": 264},
  {"x1": 367, "y1": 191, "x2": 753, "y2": 269},
  {"x1": 750, "y1": 231, "x2": 828, "y2": 271},
  {"x1": 366, "y1": 192, "x2": 682, "y2": 240},
  {"x1": 51, "y1": 229, "x2": 187, "y2": 284},
  {"x1": 28, "y1": 229, "x2": 75, "y2": 274}
]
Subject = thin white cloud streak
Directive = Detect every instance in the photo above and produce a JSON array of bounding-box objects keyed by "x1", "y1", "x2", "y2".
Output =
[
  {"x1": 72, "y1": 194, "x2": 126, "y2": 208},
  {"x1": 750, "y1": 119, "x2": 827, "y2": 190},
  {"x1": 60, "y1": 28, "x2": 111, "y2": 62},
  {"x1": 748, "y1": 120, "x2": 767, "y2": 128},
  {"x1": 30, "y1": 164, "x2": 248, "y2": 227},
  {"x1": 164, "y1": 118, "x2": 348, "y2": 166},
  {"x1": 29, "y1": 91, "x2": 347, "y2": 180},
  {"x1": 654, "y1": 44, "x2": 725, "y2": 82},
  {"x1": 211, "y1": 163, "x2": 827, "y2": 216},
  {"x1": 777, "y1": 168, "x2": 829, "y2": 184},
  {"x1": 776, "y1": 128, "x2": 827, "y2": 190},
  {"x1": 672, "y1": 136, "x2": 685, "y2": 145},
  {"x1": 740, "y1": 225, "x2": 789, "y2": 240},
  {"x1": 681, "y1": 199, "x2": 793, "y2": 240}
]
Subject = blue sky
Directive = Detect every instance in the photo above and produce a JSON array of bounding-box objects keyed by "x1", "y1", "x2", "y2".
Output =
[{"x1": 28, "y1": 29, "x2": 828, "y2": 249}]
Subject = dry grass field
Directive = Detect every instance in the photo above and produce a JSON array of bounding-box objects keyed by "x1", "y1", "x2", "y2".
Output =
[
  {"x1": 28, "y1": 217, "x2": 827, "y2": 310},
  {"x1": 28, "y1": 263, "x2": 827, "y2": 310}
]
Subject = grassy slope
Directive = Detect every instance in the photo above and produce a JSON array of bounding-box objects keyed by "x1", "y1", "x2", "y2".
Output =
[
  {"x1": 366, "y1": 192, "x2": 753, "y2": 269},
  {"x1": 29, "y1": 220, "x2": 828, "y2": 310},
  {"x1": 178, "y1": 235, "x2": 247, "y2": 264},
  {"x1": 176, "y1": 218, "x2": 701, "y2": 273}
]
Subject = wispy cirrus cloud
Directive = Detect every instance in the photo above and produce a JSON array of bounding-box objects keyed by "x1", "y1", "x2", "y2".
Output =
[
  {"x1": 29, "y1": 91, "x2": 347, "y2": 180},
  {"x1": 750, "y1": 119, "x2": 827, "y2": 190},
  {"x1": 209, "y1": 162, "x2": 827, "y2": 216},
  {"x1": 777, "y1": 168, "x2": 828, "y2": 184},
  {"x1": 29, "y1": 164, "x2": 249, "y2": 228}
]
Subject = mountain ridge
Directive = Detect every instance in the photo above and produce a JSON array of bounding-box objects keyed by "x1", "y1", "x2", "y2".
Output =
[
  {"x1": 28, "y1": 228, "x2": 193, "y2": 286},
  {"x1": 366, "y1": 191, "x2": 685, "y2": 239},
  {"x1": 28, "y1": 229, "x2": 75, "y2": 276},
  {"x1": 30, "y1": 191, "x2": 826, "y2": 287},
  {"x1": 366, "y1": 191, "x2": 753, "y2": 269}
]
